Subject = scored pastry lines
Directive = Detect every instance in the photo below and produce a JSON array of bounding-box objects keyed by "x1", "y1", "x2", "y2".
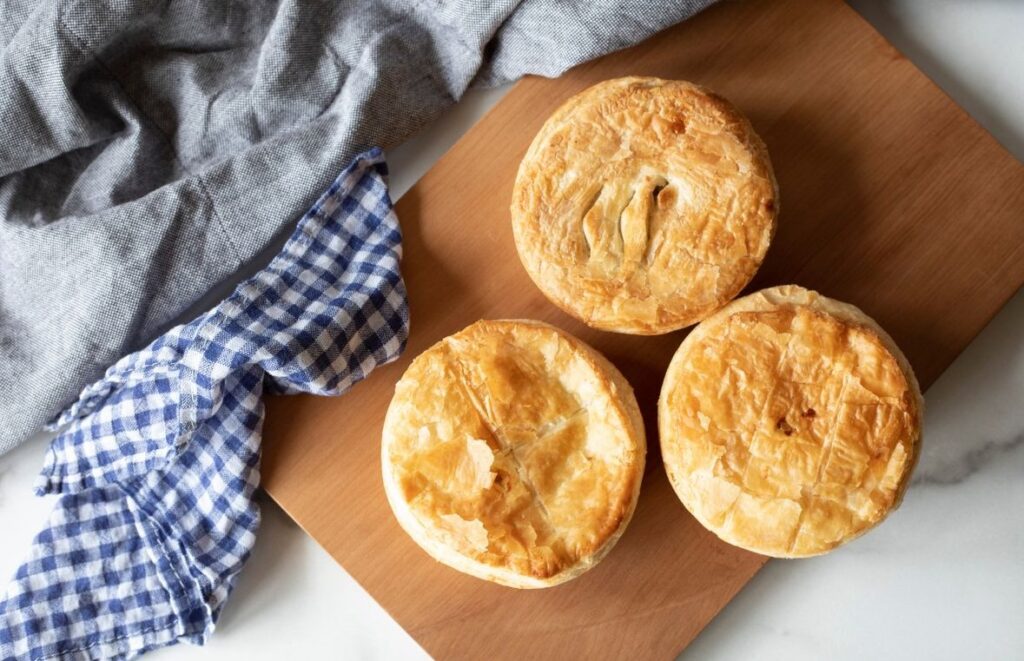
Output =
[
  {"x1": 578, "y1": 185, "x2": 603, "y2": 259},
  {"x1": 530, "y1": 406, "x2": 588, "y2": 446},
  {"x1": 721, "y1": 318, "x2": 789, "y2": 532},
  {"x1": 661, "y1": 287, "x2": 920, "y2": 556},
  {"x1": 445, "y1": 343, "x2": 560, "y2": 536},
  {"x1": 441, "y1": 336, "x2": 609, "y2": 565},
  {"x1": 615, "y1": 189, "x2": 639, "y2": 269},
  {"x1": 711, "y1": 310, "x2": 852, "y2": 551},
  {"x1": 713, "y1": 308, "x2": 905, "y2": 553},
  {"x1": 620, "y1": 176, "x2": 662, "y2": 274},
  {"x1": 786, "y1": 371, "x2": 851, "y2": 553},
  {"x1": 581, "y1": 173, "x2": 670, "y2": 277},
  {"x1": 512, "y1": 78, "x2": 778, "y2": 334}
]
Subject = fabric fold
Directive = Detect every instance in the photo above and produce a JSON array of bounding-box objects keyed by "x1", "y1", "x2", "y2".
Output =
[
  {"x1": 1, "y1": 148, "x2": 408, "y2": 660},
  {"x1": 0, "y1": 0, "x2": 717, "y2": 455}
]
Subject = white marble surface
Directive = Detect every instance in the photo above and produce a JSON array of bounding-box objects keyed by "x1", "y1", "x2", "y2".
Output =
[{"x1": 2, "y1": 1, "x2": 1023, "y2": 659}]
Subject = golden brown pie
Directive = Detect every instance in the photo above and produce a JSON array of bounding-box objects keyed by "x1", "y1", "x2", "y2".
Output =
[
  {"x1": 511, "y1": 77, "x2": 778, "y2": 335},
  {"x1": 382, "y1": 319, "x2": 646, "y2": 587},
  {"x1": 659, "y1": 285, "x2": 923, "y2": 557}
]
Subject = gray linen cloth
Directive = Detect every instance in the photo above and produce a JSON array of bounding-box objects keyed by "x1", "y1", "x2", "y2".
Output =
[{"x1": 0, "y1": 0, "x2": 715, "y2": 455}]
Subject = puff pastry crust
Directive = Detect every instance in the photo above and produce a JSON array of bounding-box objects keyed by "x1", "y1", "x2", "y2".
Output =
[
  {"x1": 511, "y1": 77, "x2": 778, "y2": 335},
  {"x1": 659, "y1": 285, "x2": 923, "y2": 557},
  {"x1": 382, "y1": 319, "x2": 646, "y2": 587}
]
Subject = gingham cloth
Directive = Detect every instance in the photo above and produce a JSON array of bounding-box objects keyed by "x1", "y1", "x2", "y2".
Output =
[{"x1": 0, "y1": 148, "x2": 409, "y2": 660}]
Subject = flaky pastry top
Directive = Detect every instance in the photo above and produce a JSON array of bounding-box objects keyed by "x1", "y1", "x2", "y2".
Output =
[
  {"x1": 512, "y1": 77, "x2": 778, "y2": 334},
  {"x1": 659, "y1": 286, "x2": 923, "y2": 557},
  {"x1": 382, "y1": 320, "x2": 645, "y2": 587}
]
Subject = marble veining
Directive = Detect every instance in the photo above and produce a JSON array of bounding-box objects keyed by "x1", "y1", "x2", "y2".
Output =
[
  {"x1": 912, "y1": 431, "x2": 1024, "y2": 488},
  {"x1": 2, "y1": 2, "x2": 1024, "y2": 657}
]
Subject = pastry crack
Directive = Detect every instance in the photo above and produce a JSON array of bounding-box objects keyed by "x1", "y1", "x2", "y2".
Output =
[{"x1": 445, "y1": 343, "x2": 561, "y2": 542}]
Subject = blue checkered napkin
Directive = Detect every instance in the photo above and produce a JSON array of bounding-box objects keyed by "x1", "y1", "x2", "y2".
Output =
[{"x1": 0, "y1": 148, "x2": 409, "y2": 660}]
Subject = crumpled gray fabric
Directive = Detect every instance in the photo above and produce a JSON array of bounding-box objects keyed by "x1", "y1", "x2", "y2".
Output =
[{"x1": 0, "y1": 0, "x2": 715, "y2": 455}]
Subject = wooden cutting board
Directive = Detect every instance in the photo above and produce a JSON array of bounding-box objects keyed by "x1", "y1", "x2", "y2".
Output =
[{"x1": 261, "y1": 0, "x2": 1024, "y2": 657}]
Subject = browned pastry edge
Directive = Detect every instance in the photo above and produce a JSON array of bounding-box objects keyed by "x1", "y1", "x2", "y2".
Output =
[
  {"x1": 659, "y1": 285, "x2": 923, "y2": 557},
  {"x1": 382, "y1": 319, "x2": 646, "y2": 587},
  {"x1": 512, "y1": 77, "x2": 778, "y2": 335}
]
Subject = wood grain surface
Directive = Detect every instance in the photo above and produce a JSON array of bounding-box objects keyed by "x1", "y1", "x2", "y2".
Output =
[{"x1": 261, "y1": 0, "x2": 1024, "y2": 658}]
